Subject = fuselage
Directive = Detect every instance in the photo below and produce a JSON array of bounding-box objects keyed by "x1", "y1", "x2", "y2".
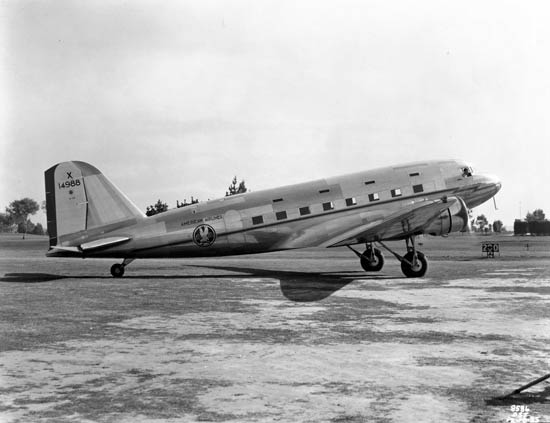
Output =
[{"x1": 49, "y1": 159, "x2": 501, "y2": 259}]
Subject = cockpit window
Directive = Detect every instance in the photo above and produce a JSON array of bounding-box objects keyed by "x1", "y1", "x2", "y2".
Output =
[{"x1": 462, "y1": 166, "x2": 473, "y2": 177}]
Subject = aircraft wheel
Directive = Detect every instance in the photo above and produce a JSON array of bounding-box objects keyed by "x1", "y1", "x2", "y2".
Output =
[
  {"x1": 400, "y1": 251, "x2": 428, "y2": 278},
  {"x1": 360, "y1": 248, "x2": 384, "y2": 272},
  {"x1": 110, "y1": 263, "x2": 125, "y2": 278}
]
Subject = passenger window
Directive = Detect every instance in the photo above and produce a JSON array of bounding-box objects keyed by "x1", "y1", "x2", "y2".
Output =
[
  {"x1": 345, "y1": 198, "x2": 357, "y2": 206},
  {"x1": 391, "y1": 188, "x2": 402, "y2": 198},
  {"x1": 299, "y1": 206, "x2": 311, "y2": 216},
  {"x1": 252, "y1": 216, "x2": 264, "y2": 225},
  {"x1": 413, "y1": 184, "x2": 424, "y2": 193},
  {"x1": 368, "y1": 193, "x2": 379, "y2": 202},
  {"x1": 276, "y1": 211, "x2": 287, "y2": 220},
  {"x1": 322, "y1": 202, "x2": 334, "y2": 211}
]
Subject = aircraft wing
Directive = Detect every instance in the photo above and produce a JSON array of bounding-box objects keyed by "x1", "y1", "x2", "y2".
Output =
[{"x1": 326, "y1": 197, "x2": 461, "y2": 247}]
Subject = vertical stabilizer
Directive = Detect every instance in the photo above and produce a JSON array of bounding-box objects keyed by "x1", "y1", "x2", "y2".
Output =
[{"x1": 45, "y1": 161, "x2": 143, "y2": 246}]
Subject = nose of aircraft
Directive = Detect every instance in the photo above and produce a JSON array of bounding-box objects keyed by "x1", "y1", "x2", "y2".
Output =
[
  {"x1": 463, "y1": 173, "x2": 501, "y2": 208},
  {"x1": 487, "y1": 175, "x2": 502, "y2": 193},
  {"x1": 484, "y1": 174, "x2": 502, "y2": 193}
]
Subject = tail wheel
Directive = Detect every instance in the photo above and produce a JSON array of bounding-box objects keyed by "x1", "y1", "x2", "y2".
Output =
[
  {"x1": 110, "y1": 263, "x2": 125, "y2": 278},
  {"x1": 400, "y1": 251, "x2": 428, "y2": 278},
  {"x1": 360, "y1": 248, "x2": 384, "y2": 272}
]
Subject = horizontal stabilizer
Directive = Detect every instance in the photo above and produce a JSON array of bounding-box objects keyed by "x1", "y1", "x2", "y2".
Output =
[
  {"x1": 80, "y1": 236, "x2": 131, "y2": 251},
  {"x1": 46, "y1": 236, "x2": 131, "y2": 257},
  {"x1": 47, "y1": 246, "x2": 82, "y2": 255}
]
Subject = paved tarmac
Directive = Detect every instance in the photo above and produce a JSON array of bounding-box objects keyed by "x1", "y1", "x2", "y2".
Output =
[{"x1": 0, "y1": 235, "x2": 549, "y2": 422}]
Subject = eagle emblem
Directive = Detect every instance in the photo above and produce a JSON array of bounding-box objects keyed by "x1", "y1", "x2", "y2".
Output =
[{"x1": 193, "y1": 224, "x2": 216, "y2": 247}]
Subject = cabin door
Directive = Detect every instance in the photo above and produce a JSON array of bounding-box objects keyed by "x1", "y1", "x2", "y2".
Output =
[{"x1": 223, "y1": 209, "x2": 247, "y2": 248}]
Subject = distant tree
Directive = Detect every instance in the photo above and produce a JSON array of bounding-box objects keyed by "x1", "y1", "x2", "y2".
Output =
[
  {"x1": 476, "y1": 214, "x2": 488, "y2": 232},
  {"x1": 237, "y1": 180, "x2": 247, "y2": 194},
  {"x1": 31, "y1": 222, "x2": 45, "y2": 236},
  {"x1": 176, "y1": 197, "x2": 199, "y2": 208},
  {"x1": 492, "y1": 220, "x2": 504, "y2": 233},
  {"x1": 6, "y1": 198, "x2": 40, "y2": 239},
  {"x1": 146, "y1": 199, "x2": 169, "y2": 216},
  {"x1": 0, "y1": 212, "x2": 15, "y2": 232},
  {"x1": 18, "y1": 219, "x2": 36, "y2": 235},
  {"x1": 226, "y1": 176, "x2": 247, "y2": 196},
  {"x1": 525, "y1": 209, "x2": 546, "y2": 222}
]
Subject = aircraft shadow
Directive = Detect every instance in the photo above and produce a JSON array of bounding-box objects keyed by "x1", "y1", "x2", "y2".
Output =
[
  {"x1": 191, "y1": 265, "x2": 399, "y2": 302},
  {"x1": 0, "y1": 273, "x2": 70, "y2": 283},
  {"x1": 1, "y1": 267, "x2": 399, "y2": 302}
]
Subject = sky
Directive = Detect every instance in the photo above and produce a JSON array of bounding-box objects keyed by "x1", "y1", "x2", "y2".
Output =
[{"x1": 2, "y1": 0, "x2": 550, "y2": 229}]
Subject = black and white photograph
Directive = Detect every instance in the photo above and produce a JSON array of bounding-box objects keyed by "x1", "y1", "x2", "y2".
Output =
[{"x1": 1, "y1": 1, "x2": 549, "y2": 422}]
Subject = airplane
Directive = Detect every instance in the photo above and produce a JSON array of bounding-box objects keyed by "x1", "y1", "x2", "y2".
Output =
[{"x1": 44, "y1": 160, "x2": 501, "y2": 278}]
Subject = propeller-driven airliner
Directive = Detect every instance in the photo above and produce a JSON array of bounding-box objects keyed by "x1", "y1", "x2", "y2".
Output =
[{"x1": 44, "y1": 160, "x2": 501, "y2": 278}]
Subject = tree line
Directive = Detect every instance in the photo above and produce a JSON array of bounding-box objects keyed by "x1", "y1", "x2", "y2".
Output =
[
  {"x1": 12, "y1": 180, "x2": 539, "y2": 238},
  {"x1": 146, "y1": 176, "x2": 248, "y2": 216},
  {"x1": 1, "y1": 176, "x2": 249, "y2": 234},
  {"x1": 471, "y1": 214, "x2": 504, "y2": 234},
  {"x1": 0, "y1": 198, "x2": 44, "y2": 237}
]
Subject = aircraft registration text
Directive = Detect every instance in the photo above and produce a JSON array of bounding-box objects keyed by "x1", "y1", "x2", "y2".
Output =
[{"x1": 58, "y1": 180, "x2": 81, "y2": 189}]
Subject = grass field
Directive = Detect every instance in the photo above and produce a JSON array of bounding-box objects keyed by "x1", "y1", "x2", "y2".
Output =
[{"x1": 0, "y1": 234, "x2": 549, "y2": 422}]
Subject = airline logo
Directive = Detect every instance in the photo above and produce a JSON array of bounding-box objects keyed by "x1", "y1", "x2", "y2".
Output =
[{"x1": 193, "y1": 224, "x2": 216, "y2": 247}]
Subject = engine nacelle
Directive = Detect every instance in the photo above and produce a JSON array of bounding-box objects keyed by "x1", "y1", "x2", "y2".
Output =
[{"x1": 424, "y1": 197, "x2": 469, "y2": 236}]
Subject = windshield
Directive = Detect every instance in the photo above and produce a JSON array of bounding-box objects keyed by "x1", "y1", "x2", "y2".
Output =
[{"x1": 462, "y1": 166, "x2": 473, "y2": 177}]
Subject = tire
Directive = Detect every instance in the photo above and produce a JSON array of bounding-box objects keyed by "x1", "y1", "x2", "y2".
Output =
[
  {"x1": 400, "y1": 251, "x2": 428, "y2": 278},
  {"x1": 110, "y1": 263, "x2": 125, "y2": 278},
  {"x1": 360, "y1": 248, "x2": 385, "y2": 272}
]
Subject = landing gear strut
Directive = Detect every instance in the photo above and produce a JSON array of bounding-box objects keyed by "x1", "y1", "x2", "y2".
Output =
[
  {"x1": 347, "y1": 244, "x2": 385, "y2": 272},
  {"x1": 110, "y1": 258, "x2": 134, "y2": 278},
  {"x1": 378, "y1": 236, "x2": 428, "y2": 278}
]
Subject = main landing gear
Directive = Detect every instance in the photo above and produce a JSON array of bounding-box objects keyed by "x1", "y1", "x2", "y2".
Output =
[
  {"x1": 349, "y1": 236, "x2": 428, "y2": 278},
  {"x1": 379, "y1": 236, "x2": 428, "y2": 278},
  {"x1": 110, "y1": 258, "x2": 134, "y2": 278},
  {"x1": 347, "y1": 243, "x2": 385, "y2": 272}
]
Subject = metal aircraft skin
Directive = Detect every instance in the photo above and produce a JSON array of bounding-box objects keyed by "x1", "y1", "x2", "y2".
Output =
[{"x1": 44, "y1": 160, "x2": 501, "y2": 278}]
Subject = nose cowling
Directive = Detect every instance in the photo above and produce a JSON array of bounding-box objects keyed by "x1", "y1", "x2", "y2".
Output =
[{"x1": 424, "y1": 196, "x2": 469, "y2": 236}]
